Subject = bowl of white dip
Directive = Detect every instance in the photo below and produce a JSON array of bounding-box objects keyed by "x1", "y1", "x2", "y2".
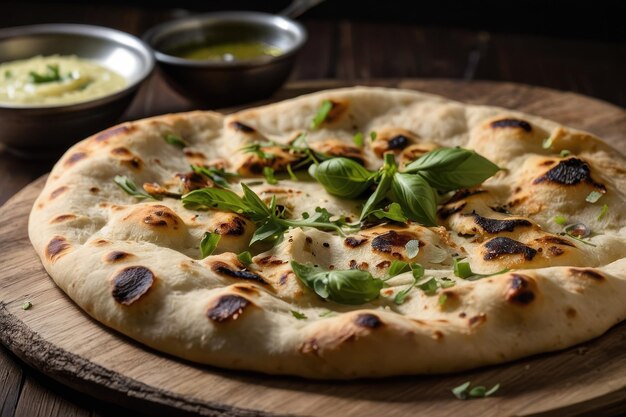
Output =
[{"x1": 0, "y1": 24, "x2": 154, "y2": 156}]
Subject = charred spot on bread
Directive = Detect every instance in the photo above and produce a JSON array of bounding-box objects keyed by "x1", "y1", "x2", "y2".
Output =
[
  {"x1": 64, "y1": 152, "x2": 87, "y2": 167},
  {"x1": 176, "y1": 171, "x2": 213, "y2": 193},
  {"x1": 46, "y1": 236, "x2": 71, "y2": 262},
  {"x1": 229, "y1": 120, "x2": 256, "y2": 133},
  {"x1": 483, "y1": 237, "x2": 537, "y2": 261},
  {"x1": 354, "y1": 313, "x2": 382, "y2": 329},
  {"x1": 468, "y1": 313, "x2": 487, "y2": 327},
  {"x1": 256, "y1": 256, "x2": 286, "y2": 266},
  {"x1": 214, "y1": 215, "x2": 247, "y2": 236},
  {"x1": 533, "y1": 158, "x2": 606, "y2": 190},
  {"x1": 104, "y1": 251, "x2": 134, "y2": 263},
  {"x1": 50, "y1": 186, "x2": 68, "y2": 199},
  {"x1": 110, "y1": 147, "x2": 132, "y2": 156},
  {"x1": 111, "y1": 266, "x2": 154, "y2": 305},
  {"x1": 438, "y1": 202, "x2": 466, "y2": 219},
  {"x1": 506, "y1": 274, "x2": 536, "y2": 305},
  {"x1": 568, "y1": 268, "x2": 605, "y2": 282},
  {"x1": 211, "y1": 261, "x2": 267, "y2": 284},
  {"x1": 207, "y1": 294, "x2": 251, "y2": 322},
  {"x1": 469, "y1": 213, "x2": 532, "y2": 234},
  {"x1": 344, "y1": 236, "x2": 368, "y2": 248},
  {"x1": 371, "y1": 231, "x2": 417, "y2": 253},
  {"x1": 490, "y1": 118, "x2": 532, "y2": 132},
  {"x1": 50, "y1": 214, "x2": 76, "y2": 224},
  {"x1": 141, "y1": 205, "x2": 181, "y2": 228},
  {"x1": 311, "y1": 139, "x2": 364, "y2": 164},
  {"x1": 94, "y1": 124, "x2": 131, "y2": 142}
]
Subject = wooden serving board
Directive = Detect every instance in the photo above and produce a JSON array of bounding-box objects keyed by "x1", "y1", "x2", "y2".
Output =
[{"x1": 1, "y1": 80, "x2": 626, "y2": 417}]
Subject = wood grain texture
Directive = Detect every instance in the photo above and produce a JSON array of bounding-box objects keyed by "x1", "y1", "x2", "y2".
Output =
[
  {"x1": 0, "y1": 348, "x2": 22, "y2": 417},
  {"x1": 1, "y1": 80, "x2": 625, "y2": 417}
]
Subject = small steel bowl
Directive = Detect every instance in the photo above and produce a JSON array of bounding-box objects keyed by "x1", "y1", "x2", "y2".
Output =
[
  {"x1": 0, "y1": 24, "x2": 154, "y2": 156},
  {"x1": 143, "y1": 12, "x2": 307, "y2": 107}
]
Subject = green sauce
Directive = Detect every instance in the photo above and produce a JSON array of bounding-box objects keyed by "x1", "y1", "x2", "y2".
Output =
[{"x1": 170, "y1": 41, "x2": 283, "y2": 61}]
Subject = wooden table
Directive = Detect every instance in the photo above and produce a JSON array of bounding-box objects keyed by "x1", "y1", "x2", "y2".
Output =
[{"x1": 1, "y1": 3, "x2": 625, "y2": 416}]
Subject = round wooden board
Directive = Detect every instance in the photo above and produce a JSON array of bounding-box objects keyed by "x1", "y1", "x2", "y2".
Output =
[{"x1": 1, "y1": 80, "x2": 626, "y2": 417}]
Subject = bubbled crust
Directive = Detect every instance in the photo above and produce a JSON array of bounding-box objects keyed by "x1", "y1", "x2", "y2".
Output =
[{"x1": 29, "y1": 88, "x2": 626, "y2": 379}]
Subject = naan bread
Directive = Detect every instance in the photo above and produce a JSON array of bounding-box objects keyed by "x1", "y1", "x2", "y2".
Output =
[{"x1": 29, "y1": 87, "x2": 626, "y2": 378}]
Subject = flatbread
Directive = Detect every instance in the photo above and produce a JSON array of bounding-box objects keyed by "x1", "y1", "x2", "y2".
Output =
[{"x1": 29, "y1": 87, "x2": 626, "y2": 378}]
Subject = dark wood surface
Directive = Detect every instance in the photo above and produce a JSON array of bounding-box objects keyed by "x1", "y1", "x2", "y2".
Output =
[{"x1": 0, "y1": 3, "x2": 625, "y2": 417}]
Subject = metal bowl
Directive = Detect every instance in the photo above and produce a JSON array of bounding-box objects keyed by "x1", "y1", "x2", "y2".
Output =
[
  {"x1": 0, "y1": 24, "x2": 154, "y2": 156},
  {"x1": 143, "y1": 12, "x2": 307, "y2": 107}
]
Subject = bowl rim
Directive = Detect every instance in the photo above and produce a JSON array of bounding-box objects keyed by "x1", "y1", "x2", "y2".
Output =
[
  {"x1": 142, "y1": 11, "x2": 308, "y2": 68},
  {"x1": 0, "y1": 23, "x2": 155, "y2": 110}
]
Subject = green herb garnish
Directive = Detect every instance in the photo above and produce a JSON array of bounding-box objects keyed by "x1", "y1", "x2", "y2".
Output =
[
  {"x1": 369, "y1": 202, "x2": 408, "y2": 223},
  {"x1": 597, "y1": 204, "x2": 609, "y2": 221},
  {"x1": 291, "y1": 261, "x2": 383, "y2": 305},
  {"x1": 286, "y1": 164, "x2": 299, "y2": 181},
  {"x1": 353, "y1": 132, "x2": 364, "y2": 147},
  {"x1": 291, "y1": 310, "x2": 308, "y2": 320},
  {"x1": 560, "y1": 149, "x2": 571, "y2": 157},
  {"x1": 585, "y1": 190, "x2": 603, "y2": 203},
  {"x1": 29, "y1": 64, "x2": 63, "y2": 84},
  {"x1": 394, "y1": 263, "x2": 425, "y2": 304},
  {"x1": 310, "y1": 99, "x2": 333, "y2": 130},
  {"x1": 199, "y1": 232, "x2": 220, "y2": 258},
  {"x1": 191, "y1": 165, "x2": 236, "y2": 189},
  {"x1": 370, "y1": 131, "x2": 377, "y2": 141},
  {"x1": 319, "y1": 310, "x2": 336, "y2": 317},
  {"x1": 308, "y1": 157, "x2": 374, "y2": 199},
  {"x1": 164, "y1": 133, "x2": 187, "y2": 148},
  {"x1": 452, "y1": 381, "x2": 500, "y2": 400},
  {"x1": 439, "y1": 277, "x2": 455, "y2": 288},
  {"x1": 237, "y1": 251, "x2": 253, "y2": 265},
  {"x1": 554, "y1": 215, "x2": 568, "y2": 225},
  {"x1": 21, "y1": 301, "x2": 32, "y2": 310},
  {"x1": 263, "y1": 166, "x2": 278, "y2": 185},
  {"x1": 542, "y1": 136, "x2": 553, "y2": 149},
  {"x1": 388, "y1": 260, "x2": 411, "y2": 277},
  {"x1": 114, "y1": 175, "x2": 158, "y2": 200},
  {"x1": 453, "y1": 258, "x2": 508, "y2": 280},
  {"x1": 183, "y1": 185, "x2": 348, "y2": 245}
]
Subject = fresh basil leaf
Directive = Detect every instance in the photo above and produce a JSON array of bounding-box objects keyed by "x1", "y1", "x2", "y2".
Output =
[
  {"x1": 240, "y1": 183, "x2": 272, "y2": 218},
  {"x1": 182, "y1": 187, "x2": 251, "y2": 214},
  {"x1": 114, "y1": 175, "x2": 158, "y2": 200},
  {"x1": 250, "y1": 220, "x2": 286, "y2": 245},
  {"x1": 309, "y1": 157, "x2": 373, "y2": 198},
  {"x1": 291, "y1": 261, "x2": 383, "y2": 305},
  {"x1": 404, "y1": 148, "x2": 500, "y2": 191},
  {"x1": 191, "y1": 165, "x2": 235, "y2": 188},
  {"x1": 237, "y1": 251, "x2": 253, "y2": 265},
  {"x1": 388, "y1": 260, "x2": 410, "y2": 277},
  {"x1": 360, "y1": 172, "x2": 392, "y2": 221},
  {"x1": 390, "y1": 173, "x2": 438, "y2": 226},
  {"x1": 199, "y1": 232, "x2": 220, "y2": 258},
  {"x1": 291, "y1": 310, "x2": 308, "y2": 320},
  {"x1": 369, "y1": 202, "x2": 408, "y2": 223},
  {"x1": 405, "y1": 239, "x2": 420, "y2": 259},
  {"x1": 417, "y1": 277, "x2": 438, "y2": 295},
  {"x1": 263, "y1": 166, "x2": 278, "y2": 185},
  {"x1": 310, "y1": 99, "x2": 333, "y2": 130},
  {"x1": 164, "y1": 133, "x2": 186, "y2": 148}
]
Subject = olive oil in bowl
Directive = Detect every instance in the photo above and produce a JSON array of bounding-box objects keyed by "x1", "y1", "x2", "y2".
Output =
[{"x1": 170, "y1": 41, "x2": 283, "y2": 62}]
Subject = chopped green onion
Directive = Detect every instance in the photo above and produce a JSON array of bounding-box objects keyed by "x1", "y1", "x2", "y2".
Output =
[
  {"x1": 453, "y1": 258, "x2": 473, "y2": 278},
  {"x1": 554, "y1": 215, "x2": 568, "y2": 225},
  {"x1": 291, "y1": 310, "x2": 308, "y2": 320},
  {"x1": 286, "y1": 164, "x2": 299, "y2": 181},
  {"x1": 452, "y1": 381, "x2": 499, "y2": 400},
  {"x1": 353, "y1": 132, "x2": 364, "y2": 147},
  {"x1": 585, "y1": 190, "x2": 603, "y2": 203},
  {"x1": 21, "y1": 301, "x2": 32, "y2": 310},
  {"x1": 388, "y1": 260, "x2": 410, "y2": 277},
  {"x1": 199, "y1": 232, "x2": 220, "y2": 258},
  {"x1": 263, "y1": 166, "x2": 278, "y2": 185},
  {"x1": 560, "y1": 149, "x2": 571, "y2": 157},
  {"x1": 438, "y1": 293, "x2": 448, "y2": 306},
  {"x1": 310, "y1": 100, "x2": 333, "y2": 130},
  {"x1": 370, "y1": 131, "x2": 377, "y2": 141},
  {"x1": 597, "y1": 204, "x2": 609, "y2": 221},
  {"x1": 439, "y1": 277, "x2": 455, "y2": 289},
  {"x1": 237, "y1": 251, "x2": 253, "y2": 265},
  {"x1": 542, "y1": 136, "x2": 553, "y2": 149},
  {"x1": 163, "y1": 133, "x2": 186, "y2": 148},
  {"x1": 417, "y1": 277, "x2": 438, "y2": 295}
]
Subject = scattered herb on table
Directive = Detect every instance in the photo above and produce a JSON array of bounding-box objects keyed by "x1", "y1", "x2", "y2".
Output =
[
  {"x1": 452, "y1": 381, "x2": 500, "y2": 400},
  {"x1": 22, "y1": 301, "x2": 32, "y2": 310}
]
